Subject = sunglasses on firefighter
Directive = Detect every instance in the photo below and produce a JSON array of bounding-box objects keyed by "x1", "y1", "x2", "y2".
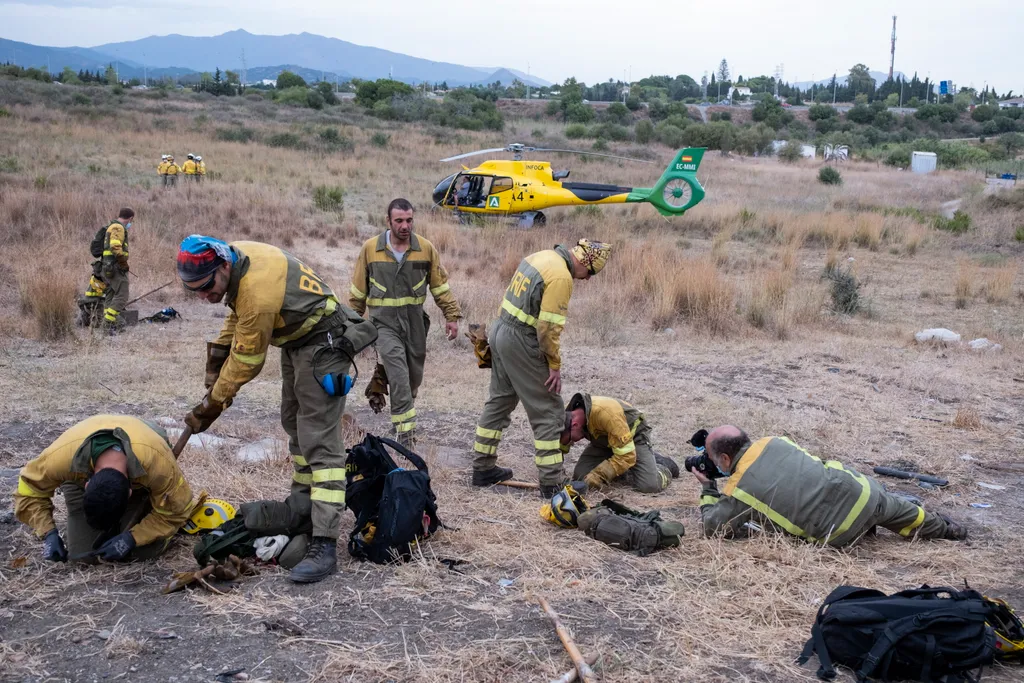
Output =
[{"x1": 182, "y1": 272, "x2": 217, "y2": 293}]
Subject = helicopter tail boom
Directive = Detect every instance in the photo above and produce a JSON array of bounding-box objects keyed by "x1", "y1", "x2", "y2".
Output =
[{"x1": 628, "y1": 148, "x2": 706, "y2": 216}]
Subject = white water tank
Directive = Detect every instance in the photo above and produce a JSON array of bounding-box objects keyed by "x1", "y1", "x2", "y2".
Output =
[{"x1": 911, "y1": 151, "x2": 937, "y2": 174}]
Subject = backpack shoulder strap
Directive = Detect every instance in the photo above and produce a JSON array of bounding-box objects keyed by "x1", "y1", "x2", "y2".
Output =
[{"x1": 377, "y1": 435, "x2": 430, "y2": 472}]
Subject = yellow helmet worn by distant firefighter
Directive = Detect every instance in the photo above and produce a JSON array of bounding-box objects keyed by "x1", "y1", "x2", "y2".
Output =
[
  {"x1": 540, "y1": 485, "x2": 589, "y2": 528},
  {"x1": 571, "y1": 239, "x2": 613, "y2": 275},
  {"x1": 183, "y1": 497, "x2": 236, "y2": 534}
]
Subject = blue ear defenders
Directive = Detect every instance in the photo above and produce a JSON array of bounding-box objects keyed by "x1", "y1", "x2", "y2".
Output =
[
  {"x1": 319, "y1": 371, "x2": 355, "y2": 397},
  {"x1": 313, "y1": 336, "x2": 358, "y2": 397}
]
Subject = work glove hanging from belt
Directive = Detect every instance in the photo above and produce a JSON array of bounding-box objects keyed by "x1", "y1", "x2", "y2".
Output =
[
  {"x1": 205, "y1": 342, "x2": 231, "y2": 390},
  {"x1": 584, "y1": 450, "x2": 638, "y2": 490},
  {"x1": 185, "y1": 393, "x2": 231, "y2": 434},
  {"x1": 466, "y1": 323, "x2": 491, "y2": 369},
  {"x1": 43, "y1": 529, "x2": 68, "y2": 562},
  {"x1": 365, "y1": 363, "x2": 388, "y2": 414}
]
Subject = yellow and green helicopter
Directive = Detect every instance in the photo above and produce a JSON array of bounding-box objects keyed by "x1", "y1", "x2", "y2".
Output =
[{"x1": 432, "y1": 143, "x2": 706, "y2": 226}]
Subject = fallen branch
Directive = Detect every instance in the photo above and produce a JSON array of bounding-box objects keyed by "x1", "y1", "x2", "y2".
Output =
[
  {"x1": 538, "y1": 597, "x2": 597, "y2": 683},
  {"x1": 551, "y1": 653, "x2": 599, "y2": 683},
  {"x1": 496, "y1": 480, "x2": 540, "y2": 490}
]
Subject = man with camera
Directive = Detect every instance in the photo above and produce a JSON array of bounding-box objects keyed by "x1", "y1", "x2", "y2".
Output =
[{"x1": 689, "y1": 426, "x2": 968, "y2": 546}]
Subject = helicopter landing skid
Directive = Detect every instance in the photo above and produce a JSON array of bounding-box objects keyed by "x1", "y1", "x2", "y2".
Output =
[{"x1": 515, "y1": 211, "x2": 546, "y2": 228}]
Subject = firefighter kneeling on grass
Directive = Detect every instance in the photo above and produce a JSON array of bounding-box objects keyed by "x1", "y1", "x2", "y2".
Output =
[
  {"x1": 177, "y1": 235, "x2": 376, "y2": 583},
  {"x1": 560, "y1": 392, "x2": 679, "y2": 493},
  {"x1": 694, "y1": 425, "x2": 969, "y2": 545},
  {"x1": 14, "y1": 415, "x2": 197, "y2": 564}
]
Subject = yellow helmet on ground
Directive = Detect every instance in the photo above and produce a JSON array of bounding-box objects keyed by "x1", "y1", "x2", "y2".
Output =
[
  {"x1": 539, "y1": 485, "x2": 589, "y2": 528},
  {"x1": 183, "y1": 498, "x2": 236, "y2": 534},
  {"x1": 988, "y1": 596, "x2": 1024, "y2": 659},
  {"x1": 571, "y1": 239, "x2": 613, "y2": 275}
]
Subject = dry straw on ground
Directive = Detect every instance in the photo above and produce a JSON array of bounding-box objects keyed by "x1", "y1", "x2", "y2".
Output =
[{"x1": 1, "y1": 81, "x2": 1023, "y2": 682}]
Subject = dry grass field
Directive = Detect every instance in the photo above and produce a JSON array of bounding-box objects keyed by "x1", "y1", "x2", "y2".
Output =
[{"x1": 1, "y1": 81, "x2": 1024, "y2": 682}]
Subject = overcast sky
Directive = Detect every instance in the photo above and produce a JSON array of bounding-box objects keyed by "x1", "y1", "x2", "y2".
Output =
[{"x1": 2, "y1": 0, "x2": 1022, "y2": 91}]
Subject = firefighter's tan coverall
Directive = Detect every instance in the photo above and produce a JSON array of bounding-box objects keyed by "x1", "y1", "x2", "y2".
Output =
[
  {"x1": 14, "y1": 415, "x2": 196, "y2": 560},
  {"x1": 472, "y1": 245, "x2": 575, "y2": 487},
  {"x1": 700, "y1": 436, "x2": 955, "y2": 546},
  {"x1": 101, "y1": 220, "x2": 129, "y2": 328},
  {"x1": 567, "y1": 393, "x2": 671, "y2": 493},
  {"x1": 348, "y1": 231, "x2": 461, "y2": 445},
  {"x1": 208, "y1": 242, "x2": 368, "y2": 539}
]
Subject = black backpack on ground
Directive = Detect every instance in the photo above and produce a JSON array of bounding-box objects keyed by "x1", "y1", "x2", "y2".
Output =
[
  {"x1": 345, "y1": 434, "x2": 442, "y2": 564},
  {"x1": 798, "y1": 584, "x2": 1004, "y2": 682},
  {"x1": 89, "y1": 223, "x2": 110, "y2": 259}
]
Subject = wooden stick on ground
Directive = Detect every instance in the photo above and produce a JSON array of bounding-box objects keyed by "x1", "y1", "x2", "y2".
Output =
[
  {"x1": 550, "y1": 653, "x2": 599, "y2": 683},
  {"x1": 495, "y1": 480, "x2": 540, "y2": 490},
  {"x1": 538, "y1": 597, "x2": 597, "y2": 683}
]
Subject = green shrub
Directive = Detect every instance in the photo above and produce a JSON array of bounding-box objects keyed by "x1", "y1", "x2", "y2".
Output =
[
  {"x1": 72, "y1": 93, "x2": 90, "y2": 106},
  {"x1": 565, "y1": 103, "x2": 595, "y2": 124},
  {"x1": 318, "y1": 127, "x2": 354, "y2": 152},
  {"x1": 215, "y1": 126, "x2": 257, "y2": 143},
  {"x1": 370, "y1": 132, "x2": 390, "y2": 148},
  {"x1": 634, "y1": 119, "x2": 654, "y2": 144},
  {"x1": 884, "y1": 148, "x2": 911, "y2": 168},
  {"x1": 655, "y1": 122, "x2": 686, "y2": 148},
  {"x1": 0, "y1": 156, "x2": 20, "y2": 173},
  {"x1": 709, "y1": 111, "x2": 731, "y2": 122},
  {"x1": 274, "y1": 86, "x2": 311, "y2": 107},
  {"x1": 827, "y1": 266, "x2": 861, "y2": 314},
  {"x1": 312, "y1": 185, "x2": 345, "y2": 213},
  {"x1": 1015, "y1": 226, "x2": 1024, "y2": 242},
  {"x1": 778, "y1": 141, "x2": 803, "y2": 163},
  {"x1": 565, "y1": 123, "x2": 588, "y2": 139},
  {"x1": 34, "y1": 175, "x2": 47, "y2": 189},
  {"x1": 818, "y1": 166, "x2": 842, "y2": 185},
  {"x1": 306, "y1": 90, "x2": 325, "y2": 110},
  {"x1": 592, "y1": 138, "x2": 609, "y2": 151},
  {"x1": 808, "y1": 104, "x2": 838, "y2": 121},
  {"x1": 592, "y1": 123, "x2": 632, "y2": 141},
  {"x1": 265, "y1": 132, "x2": 306, "y2": 149},
  {"x1": 276, "y1": 71, "x2": 307, "y2": 89},
  {"x1": 933, "y1": 210, "x2": 971, "y2": 234}
]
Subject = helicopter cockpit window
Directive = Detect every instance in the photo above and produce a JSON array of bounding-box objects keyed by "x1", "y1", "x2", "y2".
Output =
[
  {"x1": 453, "y1": 175, "x2": 494, "y2": 208},
  {"x1": 490, "y1": 177, "x2": 513, "y2": 194}
]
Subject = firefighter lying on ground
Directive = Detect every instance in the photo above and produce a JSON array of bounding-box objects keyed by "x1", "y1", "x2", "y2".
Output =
[
  {"x1": 14, "y1": 415, "x2": 197, "y2": 563},
  {"x1": 560, "y1": 392, "x2": 679, "y2": 493},
  {"x1": 694, "y1": 425, "x2": 968, "y2": 546}
]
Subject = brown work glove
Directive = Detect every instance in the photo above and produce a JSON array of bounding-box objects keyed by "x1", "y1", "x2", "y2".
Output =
[
  {"x1": 364, "y1": 363, "x2": 388, "y2": 414},
  {"x1": 205, "y1": 342, "x2": 231, "y2": 390},
  {"x1": 185, "y1": 394, "x2": 230, "y2": 434},
  {"x1": 466, "y1": 323, "x2": 492, "y2": 369},
  {"x1": 584, "y1": 452, "x2": 637, "y2": 490}
]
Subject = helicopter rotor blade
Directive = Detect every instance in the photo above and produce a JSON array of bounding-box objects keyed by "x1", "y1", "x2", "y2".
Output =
[
  {"x1": 439, "y1": 148, "x2": 509, "y2": 162},
  {"x1": 530, "y1": 148, "x2": 655, "y2": 164}
]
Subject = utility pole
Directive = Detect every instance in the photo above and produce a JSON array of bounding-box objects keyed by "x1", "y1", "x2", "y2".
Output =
[
  {"x1": 833, "y1": 72, "x2": 838, "y2": 104},
  {"x1": 889, "y1": 15, "x2": 897, "y2": 81},
  {"x1": 900, "y1": 77, "x2": 904, "y2": 107},
  {"x1": 240, "y1": 49, "x2": 247, "y2": 86}
]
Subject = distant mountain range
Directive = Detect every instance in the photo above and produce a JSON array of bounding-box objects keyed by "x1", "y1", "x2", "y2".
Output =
[{"x1": 0, "y1": 29, "x2": 551, "y2": 87}]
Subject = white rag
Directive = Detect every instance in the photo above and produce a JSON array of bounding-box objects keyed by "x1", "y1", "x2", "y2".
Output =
[{"x1": 253, "y1": 535, "x2": 290, "y2": 561}]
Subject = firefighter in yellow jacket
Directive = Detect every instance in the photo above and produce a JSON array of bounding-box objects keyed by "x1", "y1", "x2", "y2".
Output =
[
  {"x1": 177, "y1": 235, "x2": 376, "y2": 583},
  {"x1": 101, "y1": 207, "x2": 134, "y2": 331},
  {"x1": 163, "y1": 155, "x2": 179, "y2": 187},
  {"x1": 181, "y1": 153, "x2": 198, "y2": 181},
  {"x1": 14, "y1": 415, "x2": 196, "y2": 563},
  {"x1": 196, "y1": 155, "x2": 206, "y2": 182},
  {"x1": 157, "y1": 154, "x2": 169, "y2": 182},
  {"x1": 471, "y1": 239, "x2": 612, "y2": 498},
  {"x1": 348, "y1": 198, "x2": 462, "y2": 446},
  {"x1": 561, "y1": 392, "x2": 678, "y2": 493},
  {"x1": 695, "y1": 425, "x2": 968, "y2": 545}
]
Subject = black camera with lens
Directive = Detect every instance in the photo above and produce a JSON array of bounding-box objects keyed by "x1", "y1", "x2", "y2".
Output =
[{"x1": 683, "y1": 429, "x2": 725, "y2": 480}]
